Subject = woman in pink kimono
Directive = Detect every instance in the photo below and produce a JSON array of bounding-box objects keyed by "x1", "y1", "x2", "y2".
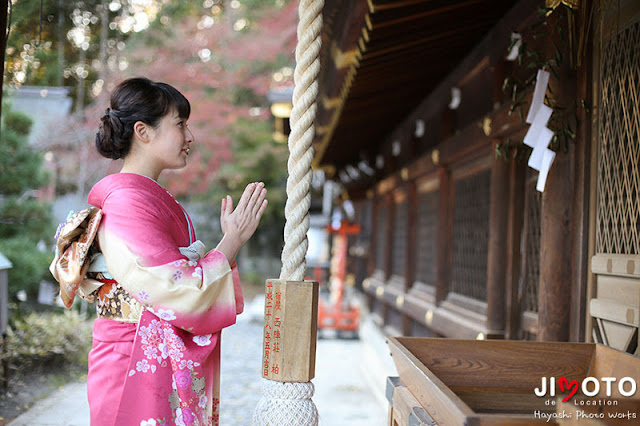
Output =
[{"x1": 86, "y1": 77, "x2": 267, "y2": 425}]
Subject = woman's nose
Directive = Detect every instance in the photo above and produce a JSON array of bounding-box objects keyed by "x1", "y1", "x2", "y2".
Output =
[{"x1": 186, "y1": 127, "x2": 195, "y2": 143}]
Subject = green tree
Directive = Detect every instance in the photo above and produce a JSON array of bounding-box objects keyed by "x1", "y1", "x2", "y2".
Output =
[
  {"x1": 0, "y1": 106, "x2": 54, "y2": 300},
  {"x1": 5, "y1": 0, "x2": 167, "y2": 109},
  {"x1": 208, "y1": 118, "x2": 288, "y2": 246}
]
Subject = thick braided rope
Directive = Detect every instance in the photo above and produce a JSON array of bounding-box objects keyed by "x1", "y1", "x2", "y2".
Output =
[
  {"x1": 254, "y1": 1, "x2": 323, "y2": 425},
  {"x1": 279, "y1": 0, "x2": 323, "y2": 281},
  {"x1": 253, "y1": 381, "x2": 318, "y2": 425}
]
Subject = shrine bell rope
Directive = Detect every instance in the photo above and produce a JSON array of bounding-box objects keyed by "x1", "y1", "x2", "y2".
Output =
[
  {"x1": 280, "y1": 0, "x2": 323, "y2": 282},
  {"x1": 253, "y1": 0, "x2": 324, "y2": 425}
]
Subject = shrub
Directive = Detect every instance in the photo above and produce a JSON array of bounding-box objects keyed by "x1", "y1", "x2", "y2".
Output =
[
  {"x1": 2, "y1": 310, "x2": 93, "y2": 372},
  {"x1": 2, "y1": 110, "x2": 33, "y2": 136}
]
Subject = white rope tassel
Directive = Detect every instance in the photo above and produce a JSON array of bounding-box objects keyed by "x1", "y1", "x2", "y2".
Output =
[
  {"x1": 254, "y1": 0, "x2": 324, "y2": 425},
  {"x1": 280, "y1": 0, "x2": 323, "y2": 282},
  {"x1": 253, "y1": 381, "x2": 318, "y2": 425}
]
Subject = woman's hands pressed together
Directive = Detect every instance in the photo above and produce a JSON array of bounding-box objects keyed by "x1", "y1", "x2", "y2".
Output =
[{"x1": 215, "y1": 182, "x2": 268, "y2": 266}]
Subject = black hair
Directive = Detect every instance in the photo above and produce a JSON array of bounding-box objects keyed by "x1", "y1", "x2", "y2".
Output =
[{"x1": 95, "y1": 77, "x2": 191, "y2": 160}]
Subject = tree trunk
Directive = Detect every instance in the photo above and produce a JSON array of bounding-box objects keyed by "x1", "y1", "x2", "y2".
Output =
[
  {"x1": 75, "y1": 46, "x2": 86, "y2": 113},
  {"x1": 58, "y1": 0, "x2": 64, "y2": 86},
  {"x1": 98, "y1": 0, "x2": 108, "y2": 84},
  {"x1": 0, "y1": 0, "x2": 10, "y2": 134}
]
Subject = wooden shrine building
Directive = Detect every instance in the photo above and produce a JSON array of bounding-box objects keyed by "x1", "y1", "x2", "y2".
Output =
[{"x1": 311, "y1": 0, "x2": 640, "y2": 354}]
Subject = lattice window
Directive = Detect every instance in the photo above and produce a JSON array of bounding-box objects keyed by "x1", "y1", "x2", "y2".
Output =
[
  {"x1": 416, "y1": 190, "x2": 439, "y2": 285},
  {"x1": 596, "y1": 21, "x2": 640, "y2": 255},
  {"x1": 522, "y1": 172, "x2": 542, "y2": 313},
  {"x1": 375, "y1": 204, "x2": 388, "y2": 270},
  {"x1": 391, "y1": 200, "x2": 408, "y2": 277},
  {"x1": 450, "y1": 170, "x2": 491, "y2": 301}
]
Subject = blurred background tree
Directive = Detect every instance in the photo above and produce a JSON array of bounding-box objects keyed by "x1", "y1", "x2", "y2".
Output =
[
  {"x1": 110, "y1": 0, "x2": 297, "y2": 271},
  {"x1": 3, "y1": 0, "x2": 298, "y2": 287},
  {"x1": 0, "y1": 105, "x2": 54, "y2": 300},
  {"x1": 0, "y1": 0, "x2": 299, "y2": 406}
]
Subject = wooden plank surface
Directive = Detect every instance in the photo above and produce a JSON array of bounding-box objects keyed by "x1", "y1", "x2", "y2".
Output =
[
  {"x1": 261, "y1": 280, "x2": 319, "y2": 382},
  {"x1": 452, "y1": 387, "x2": 553, "y2": 413},
  {"x1": 393, "y1": 385, "x2": 437, "y2": 426},
  {"x1": 591, "y1": 254, "x2": 640, "y2": 278},
  {"x1": 388, "y1": 337, "x2": 475, "y2": 425},
  {"x1": 467, "y1": 413, "x2": 558, "y2": 426},
  {"x1": 588, "y1": 345, "x2": 640, "y2": 399},
  {"x1": 589, "y1": 298, "x2": 639, "y2": 327},
  {"x1": 392, "y1": 338, "x2": 594, "y2": 390}
]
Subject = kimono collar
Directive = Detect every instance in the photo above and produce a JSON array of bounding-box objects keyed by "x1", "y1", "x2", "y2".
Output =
[{"x1": 88, "y1": 173, "x2": 176, "y2": 209}]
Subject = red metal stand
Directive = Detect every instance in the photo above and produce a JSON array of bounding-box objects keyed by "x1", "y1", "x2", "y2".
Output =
[{"x1": 317, "y1": 220, "x2": 361, "y2": 338}]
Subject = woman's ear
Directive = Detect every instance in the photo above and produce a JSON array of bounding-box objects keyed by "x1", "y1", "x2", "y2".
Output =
[{"x1": 133, "y1": 121, "x2": 151, "y2": 143}]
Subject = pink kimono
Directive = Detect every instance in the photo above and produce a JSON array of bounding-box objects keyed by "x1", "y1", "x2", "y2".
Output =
[{"x1": 86, "y1": 173, "x2": 243, "y2": 426}]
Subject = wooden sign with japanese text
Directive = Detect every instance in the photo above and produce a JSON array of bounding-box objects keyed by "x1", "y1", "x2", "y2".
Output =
[{"x1": 261, "y1": 279, "x2": 319, "y2": 382}]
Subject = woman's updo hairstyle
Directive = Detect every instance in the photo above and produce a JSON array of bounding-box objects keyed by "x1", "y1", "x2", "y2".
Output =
[{"x1": 95, "y1": 77, "x2": 191, "y2": 160}]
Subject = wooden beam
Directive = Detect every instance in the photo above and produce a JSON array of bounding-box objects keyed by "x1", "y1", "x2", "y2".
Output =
[
  {"x1": 373, "y1": 0, "x2": 434, "y2": 12},
  {"x1": 393, "y1": 0, "x2": 540, "y2": 147},
  {"x1": 372, "y1": 0, "x2": 484, "y2": 29},
  {"x1": 363, "y1": 21, "x2": 492, "y2": 61}
]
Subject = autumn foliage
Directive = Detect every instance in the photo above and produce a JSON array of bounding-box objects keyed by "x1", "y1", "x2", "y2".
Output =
[{"x1": 112, "y1": 1, "x2": 299, "y2": 197}]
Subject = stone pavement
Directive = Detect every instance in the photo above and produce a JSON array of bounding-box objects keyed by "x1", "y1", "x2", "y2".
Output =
[
  {"x1": 8, "y1": 297, "x2": 392, "y2": 425},
  {"x1": 7, "y1": 382, "x2": 89, "y2": 426}
]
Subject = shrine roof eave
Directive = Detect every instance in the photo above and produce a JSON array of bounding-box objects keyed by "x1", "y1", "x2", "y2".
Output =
[{"x1": 312, "y1": 0, "x2": 522, "y2": 174}]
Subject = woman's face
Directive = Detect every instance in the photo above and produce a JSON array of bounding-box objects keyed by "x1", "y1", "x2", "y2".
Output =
[{"x1": 147, "y1": 109, "x2": 194, "y2": 172}]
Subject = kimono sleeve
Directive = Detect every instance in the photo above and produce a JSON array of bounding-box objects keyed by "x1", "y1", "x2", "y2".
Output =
[{"x1": 98, "y1": 187, "x2": 243, "y2": 335}]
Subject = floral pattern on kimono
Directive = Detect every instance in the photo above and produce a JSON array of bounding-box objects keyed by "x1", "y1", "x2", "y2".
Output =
[
  {"x1": 87, "y1": 173, "x2": 243, "y2": 426},
  {"x1": 125, "y1": 312, "x2": 219, "y2": 425}
]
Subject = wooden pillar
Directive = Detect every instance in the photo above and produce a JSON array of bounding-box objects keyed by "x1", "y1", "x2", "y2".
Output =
[
  {"x1": 384, "y1": 192, "x2": 394, "y2": 282},
  {"x1": 435, "y1": 166, "x2": 452, "y2": 305},
  {"x1": 366, "y1": 193, "x2": 378, "y2": 312},
  {"x1": 569, "y1": 0, "x2": 593, "y2": 343},
  {"x1": 403, "y1": 179, "x2": 417, "y2": 335},
  {"x1": 435, "y1": 105, "x2": 456, "y2": 306},
  {"x1": 486, "y1": 140, "x2": 510, "y2": 336},
  {"x1": 368, "y1": 193, "x2": 378, "y2": 277},
  {"x1": 505, "y1": 152, "x2": 526, "y2": 340},
  {"x1": 538, "y1": 9, "x2": 575, "y2": 342},
  {"x1": 382, "y1": 192, "x2": 393, "y2": 325},
  {"x1": 538, "y1": 155, "x2": 572, "y2": 342},
  {"x1": 405, "y1": 179, "x2": 417, "y2": 293}
]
